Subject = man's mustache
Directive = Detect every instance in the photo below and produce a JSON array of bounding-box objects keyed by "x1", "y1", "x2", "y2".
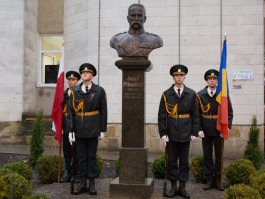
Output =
[{"x1": 131, "y1": 21, "x2": 142, "y2": 26}]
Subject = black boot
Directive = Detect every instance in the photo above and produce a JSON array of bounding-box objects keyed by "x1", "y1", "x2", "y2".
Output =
[
  {"x1": 203, "y1": 175, "x2": 214, "y2": 190},
  {"x1": 167, "y1": 180, "x2": 177, "y2": 198},
  {"x1": 215, "y1": 176, "x2": 224, "y2": 191},
  {"x1": 178, "y1": 181, "x2": 190, "y2": 198},
  {"x1": 88, "y1": 178, "x2": 97, "y2": 195},
  {"x1": 72, "y1": 176, "x2": 87, "y2": 195},
  {"x1": 60, "y1": 170, "x2": 71, "y2": 183}
]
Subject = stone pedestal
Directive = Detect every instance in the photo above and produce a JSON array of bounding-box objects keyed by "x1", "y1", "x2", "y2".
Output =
[{"x1": 109, "y1": 58, "x2": 154, "y2": 199}]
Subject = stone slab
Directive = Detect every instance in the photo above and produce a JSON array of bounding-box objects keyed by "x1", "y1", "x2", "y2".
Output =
[{"x1": 109, "y1": 177, "x2": 154, "y2": 199}]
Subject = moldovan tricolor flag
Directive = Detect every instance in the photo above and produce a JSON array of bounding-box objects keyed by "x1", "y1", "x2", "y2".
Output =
[
  {"x1": 216, "y1": 39, "x2": 229, "y2": 140},
  {"x1": 51, "y1": 47, "x2": 64, "y2": 145}
]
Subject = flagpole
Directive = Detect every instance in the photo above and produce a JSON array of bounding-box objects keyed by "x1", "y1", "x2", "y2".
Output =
[
  {"x1": 220, "y1": 33, "x2": 227, "y2": 188},
  {"x1": 58, "y1": 142, "x2": 62, "y2": 182}
]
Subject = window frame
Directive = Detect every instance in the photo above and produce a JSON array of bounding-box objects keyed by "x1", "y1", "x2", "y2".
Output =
[{"x1": 37, "y1": 34, "x2": 63, "y2": 87}]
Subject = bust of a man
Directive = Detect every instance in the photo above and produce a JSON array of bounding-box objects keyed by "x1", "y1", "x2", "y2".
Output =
[{"x1": 110, "y1": 4, "x2": 163, "y2": 59}]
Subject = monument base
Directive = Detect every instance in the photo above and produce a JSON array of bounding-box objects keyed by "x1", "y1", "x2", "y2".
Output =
[{"x1": 109, "y1": 177, "x2": 154, "y2": 199}]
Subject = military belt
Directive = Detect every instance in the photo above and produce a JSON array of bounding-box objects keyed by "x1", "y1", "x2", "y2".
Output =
[
  {"x1": 76, "y1": 110, "x2": 99, "y2": 117},
  {"x1": 168, "y1": 114, "x2": 190, "y2": 119},
  {"x1": 202, "y1": 114, "x2": 218, "y2": 119}
]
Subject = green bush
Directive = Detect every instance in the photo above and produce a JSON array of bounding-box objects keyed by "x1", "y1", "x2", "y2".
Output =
[
  {"x1": 191, "y1": 156, "x2": 207, "y2": 183},
  {"x1": 224, "y1": 184, "x2": 261, "y2": 199},
  {"x1": 0, "y1": 162, "x2": 32, "y2": 181},
  {"x1": 250, "y1": 172, "x2": 265, "y2": 198},
  {"x1": 243, "y1": 116, "x2": 264, "y2": 169},
  {"x1": 151, "y1": 154, "x2": 165, "y2": 179},
  {"x1": 29, "y1": 111, "x2": 44, "y2": 167},
  {"x1": 0, "y1": 176, "x2": 8, "y2": 198},
  {"x1": 253, "y1": 168, "x2": 265, "y2": 176},
  {"x1": 0, "y1": 173, "x2": 32, "y2": 199},
  {"x1": 114, "y1": 159, "x2": 120, "y2": 177},
  {"x1": 225, "y1": 159, "x2": 256, "y2": 185},
  {"x1": 35, "y1": 155, "x2": 63, "y2": 183}
]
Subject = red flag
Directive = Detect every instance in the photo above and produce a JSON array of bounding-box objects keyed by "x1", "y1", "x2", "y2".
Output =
[
  {"x1": 216, "y1": 39, "x2": 229, "y2": 139},
  {"x1": 51, "y1": 47, "x2": 64, "y2": 145}
]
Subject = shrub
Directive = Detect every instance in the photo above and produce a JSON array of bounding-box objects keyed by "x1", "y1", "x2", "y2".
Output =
[
  {"x1": 35, "y1": 155, "x2": 63, "y2": 183},
  {"x1": 224, "y1": 184, "x2": 261, "y2": 199},
  {"x1": 0, "y1": 162, "x2": 32, "y2": 181},
  {"x1": 191, "y1": 156, "x2": 207, "y2": 183},
  {"x1": 243, "y1": 116, "x2": 264, "y2": 169},
  {"x1": 225, "y1": 159, "x2": 256, "y2": 185},
  {"x1": 250, "y1": 172, "x2": 265, "y2": 198},
  {"x1": 114, "y1": 159, "x2": 120, "y2": 177},
  {"x1": 28, "y1": 111, "x2": 44, "y2": 167},
  {"x1": 0, "y1": 173, "x2": 32, "y2": 198},
  {"x1": 151, "y1": 154, "x2": 165, "y2": 179}
]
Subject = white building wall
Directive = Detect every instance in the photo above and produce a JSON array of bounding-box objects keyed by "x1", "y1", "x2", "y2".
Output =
[
  {"x1": 23, "y1": 0, "x2": 38, "y2": 114},
  {"x1": 0, "y1": 1, "x2": 25, "y2": 121},
  {"x1": 62, "y1": 0, "x2": 264, "y2": 156},
  {"x1": 64, "y1": 0, "x2": 264, "y2": 124}
]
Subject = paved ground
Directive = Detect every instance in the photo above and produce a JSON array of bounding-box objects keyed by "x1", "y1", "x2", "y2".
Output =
[
  {"x1": 33, "y1": 178, "x2": 225, "y2": 199},
  {"x1": 0, "y1": 149, "x2": 226, "y2": 199}
]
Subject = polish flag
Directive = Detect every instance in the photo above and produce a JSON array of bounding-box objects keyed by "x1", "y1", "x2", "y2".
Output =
[{"x1": 51, "y1": 47, "x2": 64, "y2": 145}]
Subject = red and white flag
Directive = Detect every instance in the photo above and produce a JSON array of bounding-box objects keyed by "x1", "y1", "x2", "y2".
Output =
[{"x1": 51, "y1": 47, "x2": 64, "y2": 145}]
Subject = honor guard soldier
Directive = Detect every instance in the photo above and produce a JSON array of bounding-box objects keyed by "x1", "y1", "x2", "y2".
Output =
[
  {"x1": 68, "y1": 63, "x2": 107, "y2": 195},
  {"x1": 61, "y1": 71, "x2": 80, "y2": 183},
  {"x1": 158, "y1": 64, "x2": 200, "y2": 198},
  {"x1": 197, "y1": 69, "x2": 233, "y2": 191}
]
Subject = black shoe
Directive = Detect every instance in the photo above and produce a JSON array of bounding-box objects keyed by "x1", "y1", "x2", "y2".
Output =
[
  {"x1": 215, "y1": 176, "x2": 225, "y2": 191},
  {"x1": 88, "y1": 178, "x2": 97, "y2": 195},
  {"x1": 203, "y1": 175, "x2": 214, "y2": 190},
  {"x1": 60, "y1": 170, "x2": 71, "y2": 183},
  {"x1": 166, "y1": 180, "x2": 177, "y2": 198},
  {"x1": 72, "y1": 177, "x2": 87, "y2": 195},
  {"x1": 179, "y1": 182, "x2": 190, "y2": 198}
]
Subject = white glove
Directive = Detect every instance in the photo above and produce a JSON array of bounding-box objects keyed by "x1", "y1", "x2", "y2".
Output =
[
  {"x1": 198, "y1": 131, "x2": 205, "y2": 138},
  {"x1": 220, "y1": 133, "x2": 223, "y2": 138},
  {"x1": 161, "y1": 135, "x2": 169, "y2": 146},
  {"x1": 98, "y1": 132, "x2": 105, "y2": 140},
  {"x1": 191, "y1": 135, "x2": 197, "y2": 141},
  {"x1": 68, "y1": 132, "x2": 75, "y2": 145}
]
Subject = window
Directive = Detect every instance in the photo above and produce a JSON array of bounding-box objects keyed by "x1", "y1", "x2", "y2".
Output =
[{"x1": 38, "y1": 35, "x2": 63, "y2": 87}]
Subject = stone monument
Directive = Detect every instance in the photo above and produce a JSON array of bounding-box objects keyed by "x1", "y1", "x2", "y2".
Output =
[{"x1": 109, "y1": 4, "x2": 163, "y2": 199}]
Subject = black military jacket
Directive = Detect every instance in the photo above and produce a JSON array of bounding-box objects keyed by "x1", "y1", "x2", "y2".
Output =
[
  {"x1": 197, "y1": 86, "x2": 233, "y2": 136},
  {"x1": 68, "y1": 82, "x2": 107, "y2": 138},
  {"x1": 158, "y1": 85, "x2": 200, "y2": 142},
  {"x1": 62, "y1": 88, "x2": 71, "y2": 134}
]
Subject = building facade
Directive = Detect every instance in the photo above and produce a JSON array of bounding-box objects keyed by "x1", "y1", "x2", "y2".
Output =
[{"x1": 0, "y1": 0, "x2": 264, "y2": 158}]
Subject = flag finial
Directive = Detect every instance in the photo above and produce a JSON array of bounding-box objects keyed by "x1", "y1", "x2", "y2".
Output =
[{"x1": 224, "y1": 32, "x2": 227, "y2": 40}]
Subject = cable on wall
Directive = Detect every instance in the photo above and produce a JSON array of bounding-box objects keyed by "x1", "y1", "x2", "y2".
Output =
[
  {"x1": 179, "y1": 0, "x2": 181, "y2": 64},
  {"x1": 97, "y1": 0, "x2": 101, "y2": 85}
]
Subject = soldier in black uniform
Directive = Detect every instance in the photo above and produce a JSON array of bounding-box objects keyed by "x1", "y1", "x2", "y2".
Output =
[
  {"x1": 68, "y1": 63, "x2": 107, "y2": 195},
  {"x1": 197, "y1": 69, "x2": 233, "y2": 191},
  {"x1": 158, "y1": 64, "x2": 200, "y2": 198},
  {"x1": 61, "y1": 71, "x2": 80, "y2": 183}
]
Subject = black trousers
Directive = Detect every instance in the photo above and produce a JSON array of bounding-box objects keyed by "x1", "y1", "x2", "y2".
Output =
[
  {"x1": 62, "y1": 134, "x2": 72, "y2": 171},
  {"x1": 167, "y1": 141, "x2": 190, "y2": 182},
  {"x1": 76, "y1": 137, "x2": 98, "y2": 178},
  {"x1": 202, "y1": 135, "x2": 223, "y2": 176}
]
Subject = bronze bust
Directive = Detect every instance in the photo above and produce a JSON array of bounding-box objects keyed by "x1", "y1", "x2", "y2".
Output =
[{"x1": 110, "y1": 4, "x2": 163, "y2": 59}]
